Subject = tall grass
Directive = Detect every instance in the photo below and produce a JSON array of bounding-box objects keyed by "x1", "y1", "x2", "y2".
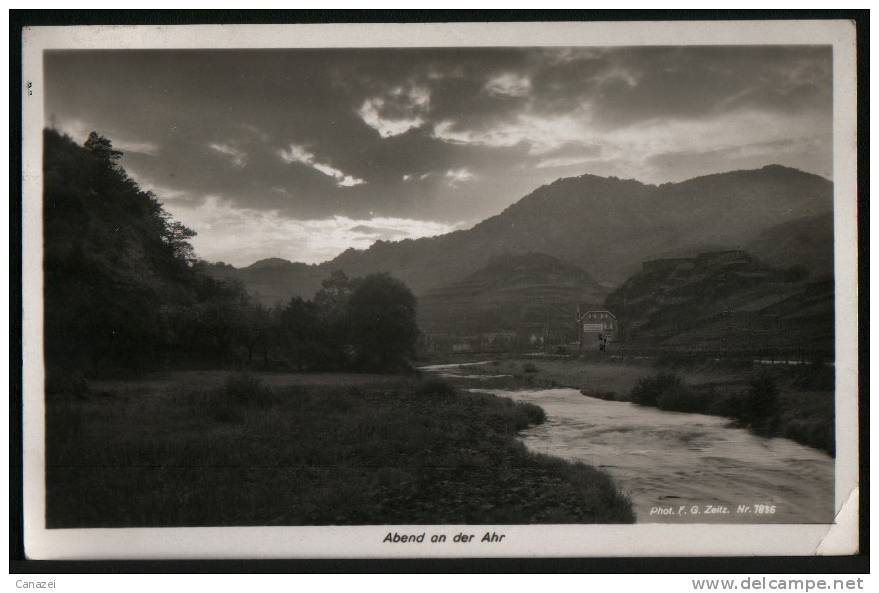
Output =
[{"x1": 46, "y1": 374, "x2": 633, "y2": 527}]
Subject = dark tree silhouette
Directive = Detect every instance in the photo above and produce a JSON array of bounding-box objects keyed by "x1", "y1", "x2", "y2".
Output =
[
  {"x1": 277, "y1": 297, "x2": 325, "y2": 370},
  {"x1": 346, "y1": 273, "x2": 419, "y2": 372},
  {"x1": 44, "y1": 128, "x2": 423, "y2": 381},
  {"x1": 43, "y1": 128, "x2": 252, "y2": 378},
  {"x1": 83, "y1": 131, "x2": 123, "y2": 163}
]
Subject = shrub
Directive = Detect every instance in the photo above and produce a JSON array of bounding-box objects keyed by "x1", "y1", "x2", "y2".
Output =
[
  {"x1": 585, "y1": 390, "x2": 619, "y2": 402},
  {"x1": 732, "y1": 373, "x2": 780, "y2": 428},
  {"x1": 655, "y1": 383, "x2": 701, "y2": 413},
  {"x1": 416, "y1": 376, "x2": 457, "y2": 398},
  {"x1": 630, "y1": 372, "x2": 686, "y2": 408},
  {"x1": 792, "y1": 359, "x2": 835, "y2": 391},
  {"x1": 781, "y1": 418, "x2": 835, "y2": 456},
  {"x1": 514, "y1": 402, "x2": 546, "y2": 429},
  {"x1": 522, "y1": 362, "x2": 539, "y2": 373},
  {"x1": 706, "y1": 390, "x2": 741, "y2": 417}
]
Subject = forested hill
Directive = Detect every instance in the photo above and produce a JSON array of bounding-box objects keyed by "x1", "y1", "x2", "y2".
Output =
[
  {"x1": 43, "y1": 128, "x2": 420, "y2": 377},
  {"x1": 43, "y1": 128, "x2": 255, "y2": 375},
  {"x1": 207, "y1": 165, "x2": 833, "y2": 305}
]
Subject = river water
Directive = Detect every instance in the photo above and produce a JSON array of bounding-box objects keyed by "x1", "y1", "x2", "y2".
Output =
[{"x1": 421, "y1": 363, "x2": 835, "y2": 523}]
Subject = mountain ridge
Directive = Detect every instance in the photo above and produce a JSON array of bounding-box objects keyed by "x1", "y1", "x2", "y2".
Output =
[{"x1": 202, "y1": 164, "x2": 833, "y2": 305}]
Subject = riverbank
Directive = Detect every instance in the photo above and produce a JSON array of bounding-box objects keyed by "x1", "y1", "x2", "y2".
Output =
[
  {"x1": 46, "y1": 371, "x2": 634, "y2": 527},
  {"x1": 479, "y1": 386, "x2": 834, "y2": 523},
  {"x1": 436, "y1": 357, "x2": 835, "y2": 455}
]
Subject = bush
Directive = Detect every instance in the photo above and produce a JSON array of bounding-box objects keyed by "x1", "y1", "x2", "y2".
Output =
[
  {"x1": 781, "y1": 418, "x2": 834, "y2": 456},
  {"x1": 792, "y1": 360, "x2": 835, "y2": 391},
  {"x1": 416, "y1": 377, "x2": 457, "y2": 398},
  {"x1": 514, "y1": 402, "x2": 546, "y2": 429},
  {"x1": 655, "y1": 383, "x2": 702, "y2": 413},
  {"x1": 522, "y1": 362, "x2": 539, "y2": 373},
  {"x1": 630, "y1": 372, "x2": 686, "y2": 408},
  {"x1": 731, "y1": 373, "x2": 780, "y2": 428},
  {"x1": 585, "y1": 390, "x2": 619, "y2": 402},
  {"x1": 705, "y1": 390, "x2": 741, "y2": 417}
]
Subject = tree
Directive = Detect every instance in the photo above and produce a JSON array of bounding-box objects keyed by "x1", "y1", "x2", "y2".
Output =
[
  {"x1": 312, "y1": 270, "x2": 358, "y2": 367},
  {"x1": 43, "y1": 128, "x2": 256, "y2": 376},
  {"x1": 278, "y1": 297, "x2": 324, "y2": 371},
  {"x1": 313, "y1": 270, "x2": 356, "y2": 318},
  {"x1": 162, "y1": 219, "x2": 198, "y2": 265},
  {"x1": 346, "y1": 273, "x2": 419, "y2": 372},
  {"x1": 736, "y1": 373, "x2": 780, "y2": 429},
  {"x1": 83, "y1": 131, "x2": 123, "y2": 163}
]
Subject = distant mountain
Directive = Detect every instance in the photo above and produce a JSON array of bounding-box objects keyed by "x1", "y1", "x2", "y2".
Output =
[
  {"x1": 603, "y1": 250, "x2": 833, "y2": 353},
  {"x1": 745, "y1": 213, "x2": 834, "y2": 280},
  {"x1": 198, "y1": 259, "x2": 326, "y2": 306},
  {"x1": 204, "y1": 165, "x2": 833, "y2": 306},
  {"x1": 417, "y1": 252, "x2": 606, "y2": 337}
]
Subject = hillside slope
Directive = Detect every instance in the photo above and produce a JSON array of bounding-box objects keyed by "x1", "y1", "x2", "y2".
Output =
[
  {"x1": 604, "y1": 250, "x2": 833, "y2": 354},
  {"x1": 417, "y1": 252, "x2": 606, "y2": 338}
]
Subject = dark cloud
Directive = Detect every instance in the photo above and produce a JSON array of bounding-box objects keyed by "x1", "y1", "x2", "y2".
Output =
[{"x1": 45, "y1": 46, "x2": 832, "y2": 264}]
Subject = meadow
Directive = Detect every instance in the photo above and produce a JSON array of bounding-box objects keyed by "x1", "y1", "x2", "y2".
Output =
[{"x1": 46, "y1": 372, "x2": 634, "y2": 527}]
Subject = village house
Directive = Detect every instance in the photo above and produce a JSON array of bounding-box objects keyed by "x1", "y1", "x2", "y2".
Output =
[{"x1": 576, "y1": 306, "x2": 618, "y2": 351}]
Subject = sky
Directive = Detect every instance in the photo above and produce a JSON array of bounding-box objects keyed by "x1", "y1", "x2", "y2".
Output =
[{"x1": 45, "y1": 46, "x2": 832, "y2": 266}]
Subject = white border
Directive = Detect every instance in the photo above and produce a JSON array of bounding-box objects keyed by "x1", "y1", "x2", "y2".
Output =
[{"x1": 21, "y1": 20, "x2": 860, "y2": 560}]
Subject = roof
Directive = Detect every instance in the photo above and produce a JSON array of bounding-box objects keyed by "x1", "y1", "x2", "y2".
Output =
[{"x1": 578, "y1": 308, "x2": 617, "y2": 319}]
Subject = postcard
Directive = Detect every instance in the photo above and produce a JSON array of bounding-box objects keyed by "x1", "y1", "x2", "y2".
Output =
[{"x1": 20, "y1": 18, "x2": 860, "y2": 559}]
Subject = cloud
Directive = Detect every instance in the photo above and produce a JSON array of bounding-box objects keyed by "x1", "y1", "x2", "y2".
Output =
[
  {"x1": 278, "y1": 143, "x2": 365, "y2": 187},
  {"x1": 485, "y1": 73, "x2": 532, "y2": 97},
  {"x1": 209, "y1": 142, "x2": 248, "y2": 168},
  {"x1": 54, "y1": 117, "x2": 159, "y2": 155},
  {"x1": 161, "y1": 193, "x2": 462, "y2": 266},
  {"x1": 433, "y1": 111, "x2": 594, "y2": 155},
  {"x1": 445, "y1": 168, "x2": 475, "y2": 187},
  {"x1": 358, "y1": 84, "x2": 431, "y2": 138},
  {"x1": 45, "y1": 46, "x2": 834, "y2": 239},
  {"x1": 536, "y1": 156, "x2": 601, "y2": 169},
  {"x1": 113, "y1": 138, "x2": 159, "y2": 156}
]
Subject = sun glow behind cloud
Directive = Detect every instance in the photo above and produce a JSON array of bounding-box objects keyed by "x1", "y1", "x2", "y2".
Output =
[
  {"x1": 160, "y1": 193, "x2": 463, "y2": 266},
  {"x1": 46, "y1": 46, "x2": 833, "y2": 263}
]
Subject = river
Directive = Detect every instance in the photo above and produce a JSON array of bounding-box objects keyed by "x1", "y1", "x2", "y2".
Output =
[
  {"x1": 473, "y1": 386, "x2": 834, "y2": 523},
  {"x1": 421, "y1": 363, "x2": 834, "y2": 523}
]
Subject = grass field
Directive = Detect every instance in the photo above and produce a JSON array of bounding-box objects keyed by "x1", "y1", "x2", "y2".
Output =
[
  {"x1": 447, "y1": 356, "x2": 835, "y2": 455},
  {"x1": 46, "y1": 372, "x2": 634, "y2": 527}
]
